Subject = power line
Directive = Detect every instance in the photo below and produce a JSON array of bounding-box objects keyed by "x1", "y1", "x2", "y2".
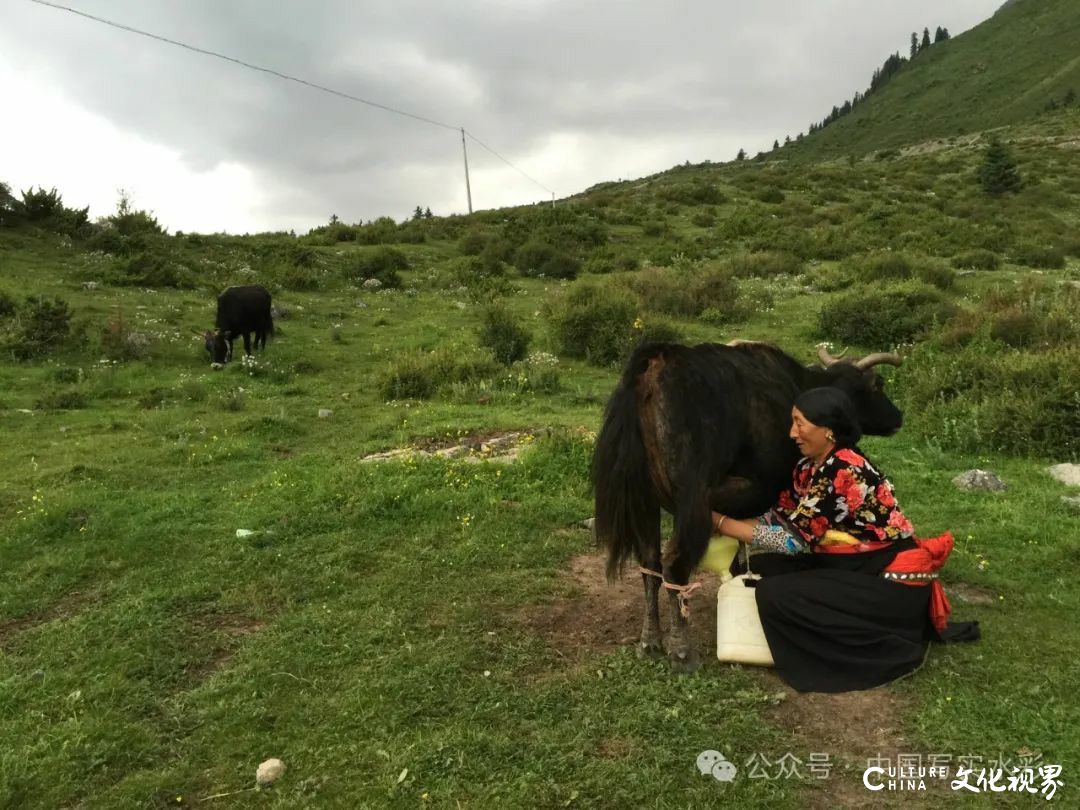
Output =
[
  {"x1": 29, "y1": 0, "x2": 459, "y2": 132},
  {"x1": 467, "y1": 132, "x2": 555, "y2": 196},
  {"x1": 28, "y1": 0, "x2": 556, "y2": 202}
]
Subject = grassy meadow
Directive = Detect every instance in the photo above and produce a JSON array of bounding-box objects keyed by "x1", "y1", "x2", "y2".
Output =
[{"x1": 3, "y1": 108, "x2": 1080, "y2": 807}]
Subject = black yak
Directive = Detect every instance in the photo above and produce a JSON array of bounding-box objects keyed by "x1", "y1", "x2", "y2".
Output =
[
  {"x1": 592, "y1": 341, "x2": 904, "y2": 672},
  {"x1": 204, "y1": 285, "x2": 274, "y2": 366}
]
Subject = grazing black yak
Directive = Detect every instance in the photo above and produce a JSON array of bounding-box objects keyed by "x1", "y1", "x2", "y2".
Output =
[
  {"x1": 592, "y1": 340, "x2": 903, "y2": 671},
  {"x1": 204, "y1": 285, "x2": 273, "y2": 366}
]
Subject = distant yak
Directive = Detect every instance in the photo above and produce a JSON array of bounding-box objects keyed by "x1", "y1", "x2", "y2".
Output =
[
  {"x1": 592, "y1": 340, "x2": 903, "y2": 672},
  {"x1": 204, "y1": 285, "x2": 274, "y2": 367}
]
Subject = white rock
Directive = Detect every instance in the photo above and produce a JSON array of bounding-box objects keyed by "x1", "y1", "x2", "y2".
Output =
[
  {"x1": 952, "y1": 469, "x2": 1007, "y2": 492},
  {"x1": 256, "y1": 758, "x2": 286, "y2": 787},
  {"x1": 1047, "y1": 463, "x2": 1080, "y2": 487},
  {"x1": 236, "y1": 529, "x2": 257, "y2": 539},
  {"x1": 318, "y1": 409, "x2": 334, "y2": 418}
]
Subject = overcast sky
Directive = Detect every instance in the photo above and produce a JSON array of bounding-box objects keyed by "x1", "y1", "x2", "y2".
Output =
[{"x1": 2, "y1": 0, "x2": 1004, "y2": 234}]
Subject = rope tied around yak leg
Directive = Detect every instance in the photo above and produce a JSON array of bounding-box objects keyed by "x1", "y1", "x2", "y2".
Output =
[{"x1": 639, "y1": 567, "x2": 702, "y2": 618}]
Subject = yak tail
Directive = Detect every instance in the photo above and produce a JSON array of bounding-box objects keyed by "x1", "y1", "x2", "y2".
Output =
[{"x1": 592, "y1": 345, "x2": 662, "y2": 581}]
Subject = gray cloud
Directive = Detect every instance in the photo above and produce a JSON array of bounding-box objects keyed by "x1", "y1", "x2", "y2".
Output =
[{"x1": 3, "y1": 0, "x2": 1003, "y2": 231}]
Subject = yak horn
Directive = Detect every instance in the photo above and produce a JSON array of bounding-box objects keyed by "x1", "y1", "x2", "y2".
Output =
[
  {"x1": 817, "y1": 346, "x2": 848, "y2": 367},
  {"x1": 854, "y1": 352, "x2": 903, "y2": 370}
]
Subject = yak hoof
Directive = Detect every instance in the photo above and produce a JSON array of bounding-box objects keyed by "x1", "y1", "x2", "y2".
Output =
[
  {"x1": 670, "y1": 648, "x2": 701, "y2": 674},
  {"x1": 637, "y1": 640, "x2": 665, "y2": 660}
]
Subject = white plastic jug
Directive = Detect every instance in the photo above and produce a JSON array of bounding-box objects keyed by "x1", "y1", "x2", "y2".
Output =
[{"x1": 715, "y1": 575, "x2": 774, "y2": 667}]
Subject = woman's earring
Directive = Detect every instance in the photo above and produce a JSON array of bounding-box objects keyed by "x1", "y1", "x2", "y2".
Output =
[{"x1": 826, "y1": 431, "x2": 836, "y2": 443}]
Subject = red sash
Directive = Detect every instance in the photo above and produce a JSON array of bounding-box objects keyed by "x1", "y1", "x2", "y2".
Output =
[{"x1": 881, "y1": 532, "x2": 955, "y2": 633}]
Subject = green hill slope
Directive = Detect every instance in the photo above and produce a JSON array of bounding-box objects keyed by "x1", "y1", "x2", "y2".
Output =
[{"x1": 792, "y1": 0, "x2": 1080, "y2": 159}]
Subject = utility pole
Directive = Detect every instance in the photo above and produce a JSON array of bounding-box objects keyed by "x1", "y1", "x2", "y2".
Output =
[
  {"x1": 460, "y1": 128, "x2": 473, "y2": 214},
  {"x1": 551, "y1": 192, "x2": 555, "y2": 209}
]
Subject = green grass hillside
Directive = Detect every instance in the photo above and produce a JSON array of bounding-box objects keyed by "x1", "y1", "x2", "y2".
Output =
[
  {"x1": 791, "y1": 0, "x2": 1080, "y2": 160},
  {"x1": 1, "y1": 36, "x2": 1080, "y2": 807}
]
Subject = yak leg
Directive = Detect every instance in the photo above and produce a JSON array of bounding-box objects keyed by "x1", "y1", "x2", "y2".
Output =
[
  {"x1": 636, "y1": 506, "x2": 664, "y2": 659},
  {"x1": 242, "y1": 332, "x2": 253, "y2": 356},
  {"x1": 663, "y1": 496, "x2": 711, "y2": 674}
]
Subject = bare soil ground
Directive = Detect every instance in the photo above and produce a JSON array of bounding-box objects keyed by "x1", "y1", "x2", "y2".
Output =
[{"x1": 518, "y1": 550, "x2": 972, "y2": 808}]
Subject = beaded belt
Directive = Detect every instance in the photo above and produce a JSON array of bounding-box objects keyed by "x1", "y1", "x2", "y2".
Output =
[{"x1": 882, "y1": 571, "x2": 939, "y2": 582}]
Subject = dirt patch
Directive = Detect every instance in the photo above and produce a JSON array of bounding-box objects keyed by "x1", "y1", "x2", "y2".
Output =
[
  {"x1": 361, "y1": 430, "x2": 541, "y2": 464},
  {"x1": 186, "y1": 611, "x2": 265, "y2": 680},
  {"x1": 521, "y1": 551, "x2": 944, "y2": 806},
  {"x1": 945, "y1": 581, "x2": 997, "y2": 606},
  {"x1": 515, "y1": 551, "x2": 723, "y2": 670},
  {"x1": 0, "y1": 589, "x2": 98, "y2": 650}
]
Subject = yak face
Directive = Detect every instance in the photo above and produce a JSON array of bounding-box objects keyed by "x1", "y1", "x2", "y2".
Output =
[
  {"x1": 823, "y1": 362, "x2": 903, "y2": 437},
  {"x1": 204, "y1": 330, "x2": 230, "y2": 366}
]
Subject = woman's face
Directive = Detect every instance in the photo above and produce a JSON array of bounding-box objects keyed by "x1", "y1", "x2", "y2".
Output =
[{"x1": 790, "y1": 407, "x2": 834, "y2": 461}]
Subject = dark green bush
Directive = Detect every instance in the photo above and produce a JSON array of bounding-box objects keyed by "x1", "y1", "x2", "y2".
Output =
[
  {"x1": 459, "y1": 229, "x2": 491, "y2": 256},
  {"x1": 378, "y1": 347, "x2": 501, "y2": 400},
  {"x1": 0, "y1": 290, "x2": 15, "y2": 318},
  {"x1": 951, "y1": 250, "x2": 1000, "y2": 271},
  {"x1": 690, "y1": 209, "x2": 717, "y2": 228},
  {"x1": 541, "y1": 253, "x2": 580, "y2": 280},
  {"x1": 547, "y1": 282, "x2": 638, "y2": 366},
  {"x1": 727, "y1": 251, "x2": 802, "y2": 278},
  {"x1": 915, "y1": 262, "x2": 956, "y2": 290},
  {"x1": 279, "y1": 264, "x2": 320, "y2": 291},
  {"x1": 756, "y1": 187, "x2": 786, "y2": 204},
  {"x1": 477, "y1": 305, "x2": 531, "y2": 365},
  {"x1": 582, "y1": 248, "x2": 639, "y2": 275},
  {"x1": 34, "y1": 388, "x2": 88, "y2": 410},
  {"x1": 119, "y1": 252, "x2": 195, "y2": 288},
  {"x1": 5, "y1": 295, "x2": 73, "y2": 359},
  {"x1": 941, "y1": 278, "x2": 1080, "y2": 350},
  {"x1": 514, "y1": 241, "x2": 556, "y2": 275},
  {"x1": 641, "y1": 220, "x2": 668, "y2": 238},
  {"x1": 1012, "y1": 244, "x2": 1066, "y2": 269},
  {"x1": 894, "y1": 339, "x2": 1080, "y2": 458},
  {"x1": 352, "y1": 247, "x2": 408, "y2": 287},
  {"x1": 635, "y1": 318, "x2": 684, "y2": 345},
  {"x1": 626, "y1": 265, "x2": 739, "y2": 318},
  {"x1": 817, "y1": 282, "x2": 955, "y2": 347}
]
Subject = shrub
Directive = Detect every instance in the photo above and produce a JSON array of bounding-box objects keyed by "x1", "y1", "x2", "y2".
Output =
[
  {"x1": 941, "y1": 278, "x2": 1080, "y2": 350},
  {"x1": 101, "y1": 310, "x2": 154, "y2": 361},
  {"x1": 458, "y1": 229, "x2": 490, "y2": 256},
  {"x1": 657, "y1": 182, "x2": 728, "y2": 206},
  {"x1": 34, "y1": 388, "x2": 88, "y2": 410},
  {"x1": 477, "y1": 304, "x2": 531, "y2": 365},
  {"x1": 547, "y1": 282, "x2": 638, "y2": 366},
  {"x1": 894, "y1": 339, "x2": 1080, "y2": 458},
  {"x1": 641, "y1": 220, "x2": 668, "y2": 238},
  {"x1": 378, "y1": 346, "x2": 501, "y2": 400},
  {"x1": 755, "y1": 187, "x2": 786, "y2": 204},
  {"x1": 951, "y1": 250, "x2": 1000, "y2": 271},
  {"x1": 690, "y1": 210, "x2": 717, "y2": 228},
  {"x1": 539, "y1": 252, "x2": 581, "y2": 280},
  {"x1": 817, "y1": 282, "x2": 955, "y2": 347},
  {"x1": 635, "y1": 318, "x2": 684, "y2": 345},
  {"x1": 514, "y1": 241, "x2": 557, "y2": 275},
  {"x1": 978, "y1": 138, "x2": 1022, "y2": 195},
  {"x1": 119, "y1": 252, "x2": 195, "y2": 288},
  {"x1": 0, "y1": 290, "x2": 15, "y2": 318},
  {"x1": 727, "y1": 251, "x2": 802, "y2": 278},
  {"x1": 582, "y1": 248, "x2": 640, "y2": 275},
  {"x1": 5, "y1": 295, "x2": 73, "y2": 359},
  {"x1": 352, "y1": 247, "x2": 407, "y2": 287},
  {"x1": 915, "y1": 262, "x2": 956, "y2": 290},
  {"x1": 626, "y1": 265, "x2": 739, "y2": 318},
  {"x1": 1012, "y1": 244, "x2": 1066, "y2": 270}
]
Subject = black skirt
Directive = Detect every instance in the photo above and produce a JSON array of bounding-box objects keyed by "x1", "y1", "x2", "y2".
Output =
[{"x1": 736, "y1": 545, "x2": 938, "y2": 693}]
